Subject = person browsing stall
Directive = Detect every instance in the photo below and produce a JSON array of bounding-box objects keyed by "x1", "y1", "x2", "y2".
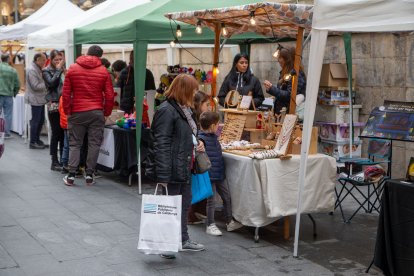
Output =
[
  {"x1": 263, "y1": 47, "x2": 306, "y2": 115},
  {"x1": 218, "y1": 53, "x2": 264, "y2": 109},
  {"x1": 198, "y1": 111, "x2": 243, "y2": 236},
  {"x1": 42, "y1": 50, "x2": 65, "y2": 171},
  {"x1": 146, "y1": 74, "x2": 205, "y2": 256}
]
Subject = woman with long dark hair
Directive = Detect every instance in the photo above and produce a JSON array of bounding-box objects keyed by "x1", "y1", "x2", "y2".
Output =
[
  {"x1": 263, "y1": 47, "x2": 306, "y2": 115},
  {"x1": 43, "y1": 50, "x2": 65, "y2": 171},
  {"x1": 218, "y1": 53, "x2": 264, "y2": 109}
]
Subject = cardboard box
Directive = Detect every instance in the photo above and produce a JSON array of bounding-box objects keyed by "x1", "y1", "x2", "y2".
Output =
[
  {"x1": 320, "y1": 64, "x2": 356, "y2": 88},
  {"x1": 319, "y1": 139, "x2": 362, "y2": 158},
  {"x1": 314, "y1": 104, "x2": 361, "y2": 124},
  {"x1": 316, "y1": 122, "x2": 364, "y2": 142}
]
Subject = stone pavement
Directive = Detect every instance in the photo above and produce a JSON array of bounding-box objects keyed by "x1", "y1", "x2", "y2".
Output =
[{"x1": 0, "y1": 134, "x2": 383, "y2": 276}]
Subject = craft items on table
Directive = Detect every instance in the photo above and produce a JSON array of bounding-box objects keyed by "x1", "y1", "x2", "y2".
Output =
[
  {"x1": 221, "y1": 140, "x2": 264, "y2": 150},
  {"x1": 116, "y1": 113, "x2": 136, "y2": 129}
]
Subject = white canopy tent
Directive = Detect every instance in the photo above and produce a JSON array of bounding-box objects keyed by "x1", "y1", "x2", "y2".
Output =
[
  {"x1": 295, "y1": 0, "x2": 414, "y2": 256},
  {"x1": 0, "y1": 0, "x2": 83, "y2": 41},
  {"x1": 27, "y1": 0, "x2": 150, "y2": 65}
]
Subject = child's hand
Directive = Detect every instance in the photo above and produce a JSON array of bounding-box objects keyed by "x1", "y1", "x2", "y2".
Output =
[{"x1": 196, "y1": 140, "x2": 205, "y2": 152}]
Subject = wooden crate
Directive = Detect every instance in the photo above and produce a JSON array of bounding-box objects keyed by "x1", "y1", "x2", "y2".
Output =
[{"x1": 221, "y1": 109, "x2": 261, "y2": 129}]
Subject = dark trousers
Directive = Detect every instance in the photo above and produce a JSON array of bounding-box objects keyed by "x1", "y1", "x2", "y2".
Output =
[
  {"x1": 207, "y1": 179, "x2": 233, "y2": 225},
  {"x1": 30, "y1": 105, "x2": 45, "y2": 144},
  {"x1": 48, "y1": 111, "x2": 64, "y2": 160},
  {"x1": 167, "y1": 182, "x2": 192, "y2": 243},
  {"x1": 68, "y1": 110, "x2": 104, "y2": 175}
]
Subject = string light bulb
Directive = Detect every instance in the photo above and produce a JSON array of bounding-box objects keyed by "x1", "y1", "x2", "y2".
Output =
[
  {"x1": 249, "y1": 11, "x2": 256, "y2": 26},
  {"x1": 214, "y1": 66, "x2": 220, "y2": 75},
  {"x1": 176, "y1": 25, "x2": 182, "y2": 38},
  {"x1": 273, "y1": 44, "x2": 283, "y2": 58},
  {"x1": 221, "y1": 23, "x2": 228, "y2": 36},
  {"x1": 170, "y1": 39, "x2": 177, "y2": 47},
  {"x1": 195, "y1": 20, "x2": 202, "y2": 34}
]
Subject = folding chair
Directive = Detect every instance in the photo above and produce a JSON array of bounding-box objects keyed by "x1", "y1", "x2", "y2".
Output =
[{"x1": 335, "y1": 139, "x2": 391, "y2": 223}]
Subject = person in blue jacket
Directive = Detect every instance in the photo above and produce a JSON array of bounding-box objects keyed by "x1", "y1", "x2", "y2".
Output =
[{"x1": 198, "y1": 111, "x2": 243, "y2": 236}]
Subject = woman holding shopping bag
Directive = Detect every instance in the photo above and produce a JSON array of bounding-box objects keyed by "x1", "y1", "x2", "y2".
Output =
[{"x1": 146, "y1": 74, "x2": 205, "y2": 256}]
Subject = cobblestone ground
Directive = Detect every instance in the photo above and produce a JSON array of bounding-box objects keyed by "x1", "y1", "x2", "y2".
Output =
[{"x1": 0, "y1": 134, "x2": 382, "y2": 275}]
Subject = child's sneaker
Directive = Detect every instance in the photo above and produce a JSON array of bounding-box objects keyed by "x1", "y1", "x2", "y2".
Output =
[
  {"x1": 226, "y1": 220, "x2": 243, "y2": 232},
  {"x1": 180, "y1": 240, "x2": 205, "y2": 252},
  {"x1": 85, "y1": 174, "x2": 95, "y2": 185},
  {"x1": 63, "y1": 173, "x2": 75, "y2": 186},
  {"x1": 206, "y1": 224, "x2": 222, "y2": 236}
]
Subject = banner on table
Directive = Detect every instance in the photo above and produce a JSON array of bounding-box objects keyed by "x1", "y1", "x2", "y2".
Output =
[{"x1": 97, "y1": 128, "x2": 115, "y2": 168}]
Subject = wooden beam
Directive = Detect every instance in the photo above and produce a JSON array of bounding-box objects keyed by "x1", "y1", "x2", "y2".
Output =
[
  {"x1": 211, "y1": 22, "x2": 221, "y2": 100},
  {"x1": 289, "y1": 27, "x2": 304, "y2": 114}
]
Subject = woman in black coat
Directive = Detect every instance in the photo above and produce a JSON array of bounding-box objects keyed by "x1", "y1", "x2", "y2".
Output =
[
  {"x1": 218, "y1": 53, "x2": 264, "y2": 109},
  {"x1": 42, "y1": 50, "x2": 65, "y2": 171},
  {"x1": 146, "y1": 74, "x2": 205, "y2": 255}
]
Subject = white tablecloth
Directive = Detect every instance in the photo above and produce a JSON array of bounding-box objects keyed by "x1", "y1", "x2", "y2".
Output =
[
  {"x1": 223, "y1": 153, "x2": 336, "y2": 227},
  {"x1": 11, "y1": 94, "x2": 25, "y2": 135}
]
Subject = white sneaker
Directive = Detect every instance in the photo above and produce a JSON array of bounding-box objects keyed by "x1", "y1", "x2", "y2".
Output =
[
  {"x1": 226, "y1": 220, "x2": 243, "y2": 232},
  {"x1": 206, "y1": 224, "x2": 223, "y2": 236}
]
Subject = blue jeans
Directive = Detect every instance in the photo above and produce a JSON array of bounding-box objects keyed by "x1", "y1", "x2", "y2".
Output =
[
  {"x1": 0, "y1": 96, "x2": 13, "y2": 135},
  {"x1": 30, "y1": 105, "x2": 45, "y2": 144},
  {"x1": 61, "y1": 130, "x2": 69, "y2": 167}
]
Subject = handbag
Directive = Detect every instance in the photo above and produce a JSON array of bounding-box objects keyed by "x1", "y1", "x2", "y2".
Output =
[
  {"x1": 191, "y1": 172, "x2": 213, "y2": 204},
  {"x1": 137, "y1": 183, "x2": 182, "y2": 254},
  {"x1": 194, "y1": 151, "x2": 211, "y2": 174}
]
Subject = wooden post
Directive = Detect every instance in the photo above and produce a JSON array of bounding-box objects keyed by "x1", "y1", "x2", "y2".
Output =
[
  {"x1": 211, "y1": 22, "x2": 221, "y2": 99},
  {"x1": 289, "y1": 27, "x2": 304, "y2": 114}
]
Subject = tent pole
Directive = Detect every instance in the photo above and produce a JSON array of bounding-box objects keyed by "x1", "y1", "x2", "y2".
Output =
[
  {"x1": 293, "y1": 30, "x2": 328, "y2": 257},
  {"x1": 289, "y1": 27, "x2": 304, "y2": 114},
  {"x1": 133, "y1": 40, "x2": 148, "y2": 194},
  {"x1": 211, "y1": 22, "x2": 221, "y2": 101},
  {"x1": 343, "y1": 33, "x2": 354, "y2": 159}
]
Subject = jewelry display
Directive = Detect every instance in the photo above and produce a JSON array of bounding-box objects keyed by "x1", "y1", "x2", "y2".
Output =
[{"x1": 274, "y1": 114, "x2": 297, "y2": 156}]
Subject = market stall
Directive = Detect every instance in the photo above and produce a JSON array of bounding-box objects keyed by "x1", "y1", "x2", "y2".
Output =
[{"x1": 73, "y1": 0, "x2": 267, "y2": 188}]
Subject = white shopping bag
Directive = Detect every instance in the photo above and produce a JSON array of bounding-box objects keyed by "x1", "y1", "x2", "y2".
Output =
[{"x1": 137, "y1": 183, "x2": 182, "y2": 254}]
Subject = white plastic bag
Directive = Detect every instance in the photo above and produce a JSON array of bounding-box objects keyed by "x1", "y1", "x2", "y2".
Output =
[
  {"x1": 0, "y1": 111, "x2": 5, "y2": 159},
  {"x1": 137, "y1": 183, "x2": 182, "y2": 254}
]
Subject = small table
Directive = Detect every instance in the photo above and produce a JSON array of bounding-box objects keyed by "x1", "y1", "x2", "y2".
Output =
[
  {"x1": 373, "y1": 179, "x2": 414, "y2": 275},
  {"x1": 97, "y1": 125, "x2": 150, "y2": 190}
]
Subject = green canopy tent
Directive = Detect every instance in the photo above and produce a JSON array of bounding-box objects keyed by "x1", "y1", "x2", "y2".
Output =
[{"x1": 73, "y1": 0, "x2": 270, "y2": 188}]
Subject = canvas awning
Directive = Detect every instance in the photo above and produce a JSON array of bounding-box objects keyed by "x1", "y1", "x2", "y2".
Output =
[
  {"x1": 27, "y1": 0, "x2": 150, "y2": 65},
  {"x1": 166, "y1": 2, "x2": 313, "y2": 38},
  {"x1": 0, "y1": 0, "x2": 83, "y2": 41}
]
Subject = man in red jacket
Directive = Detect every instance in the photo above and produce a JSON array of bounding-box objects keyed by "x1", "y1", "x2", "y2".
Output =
[{"x1": 62, "y1": 45, "x2": 114, "y2": 186}]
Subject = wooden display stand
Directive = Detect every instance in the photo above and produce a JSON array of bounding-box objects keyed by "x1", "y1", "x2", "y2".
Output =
[
  {"x1": 261, "y1": 124, "x2": 318, "y2": 155},
  {"x1": 220, "y1": 108, "x2": 264, "y2": 143}
]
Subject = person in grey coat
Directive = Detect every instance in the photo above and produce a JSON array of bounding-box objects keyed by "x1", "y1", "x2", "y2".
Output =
[{"x1": 25, "y1": 53, "x2": 47, "y2": 149}]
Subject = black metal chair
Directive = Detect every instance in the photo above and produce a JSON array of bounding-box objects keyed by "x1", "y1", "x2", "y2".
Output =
[{"x1": 335, "y1": 139, "x2": 391, "y2": 223}]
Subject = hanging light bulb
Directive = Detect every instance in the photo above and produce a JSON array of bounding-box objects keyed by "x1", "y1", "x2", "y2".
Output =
[
  {"x1": 170, "y1": 39, "x2": 177, "y2": 47},
  {"x1": 195, "y1": 20, "x2": 202, "y2": 34},
  {"x1": 273, "y1": 44, "x2": 283, "y2": 58},
  {"x1": 176, "y1": 25, "x2": 182, "y2": 38},
  {"x1": 249, "y1": 11, "x2": 256, "y2": 26},
  {"x1": 214, "y1": 66, "x2": 220, "y2": 75},
  {"x1": 221, "y1": 23, "x2": 228, "y2": 36}
]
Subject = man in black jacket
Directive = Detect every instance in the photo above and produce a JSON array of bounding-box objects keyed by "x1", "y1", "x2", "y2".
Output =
[{"x1": 117, "y1": 51, "x2": 155, "y2": 114}]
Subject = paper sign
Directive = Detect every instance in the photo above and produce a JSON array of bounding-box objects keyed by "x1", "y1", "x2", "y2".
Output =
[{"x1": 239, "y1": 95, "x2": 252, "y2": 110}]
